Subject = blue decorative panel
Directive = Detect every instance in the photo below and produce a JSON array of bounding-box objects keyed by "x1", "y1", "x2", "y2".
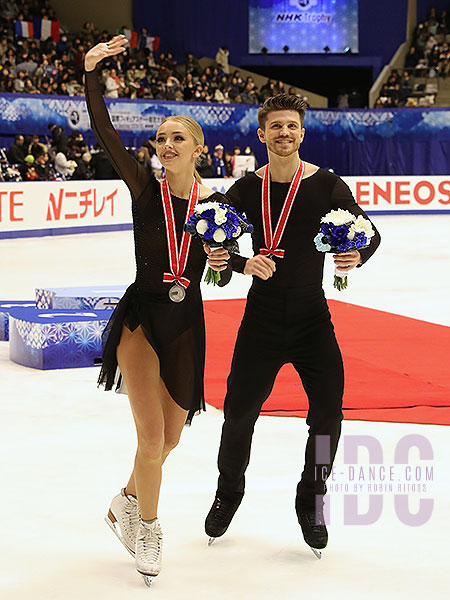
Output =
[
  {"x1": 35, "y1": 285, "x2": 126, "y2": 310},
  {"x1": 0, "y1": 301, "x2": 35, "y2": 341},
  {"x1": 9, "y1": 308, "x2": 110, "y2": 370}
]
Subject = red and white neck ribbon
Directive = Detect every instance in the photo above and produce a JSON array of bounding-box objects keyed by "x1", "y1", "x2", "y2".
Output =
[
  {"x1": 260, "y1": 160, "x2": 305, "y2": 258},
  {"x1": 160, "y1": 177, "x2": 199, "y2": 289}
]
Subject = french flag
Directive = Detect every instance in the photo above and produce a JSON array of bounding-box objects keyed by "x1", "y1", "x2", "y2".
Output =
[
  {"x1": 33, "y1": 18, "x2": 60, "y2": 42},
  {"x1": 122, "y1": 28, "x2": 138, "y2": 49},
  {"x1": 15, "y1": 20, "x2": 34, "y2": 38},
  {"x1": 145, "y1": 36, "x2": 160, "y2": 52}
]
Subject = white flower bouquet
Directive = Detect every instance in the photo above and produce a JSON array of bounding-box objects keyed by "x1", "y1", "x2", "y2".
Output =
[
  {"x1": 314, "y1": 209, "x2": 375, "y2": 290},
  {"x1": 185, "y1": 201, "x2": 253, "y2": 284}
]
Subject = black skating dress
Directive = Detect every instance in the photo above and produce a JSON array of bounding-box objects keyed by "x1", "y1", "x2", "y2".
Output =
[{"x1": 85, "y1": 68, "x2": 231, "y2": 424}]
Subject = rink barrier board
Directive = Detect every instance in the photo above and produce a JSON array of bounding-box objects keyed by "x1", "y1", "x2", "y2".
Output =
[
  {"x1": 1, "y1": 213, "x2": 449, "y2": 239},
  {"x1": 0, "y1": 223, "x2": 133, "y2": 238},
  {"x1": 1, "y1": 177, "x2": 449, "y2": 239}
]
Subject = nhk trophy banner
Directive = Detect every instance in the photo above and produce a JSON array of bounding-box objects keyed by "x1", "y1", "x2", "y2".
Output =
[
  {"x1": 1, "y1": 176, "x2": 448, "y2": 239},
  {"x1": 249, "y1": 0, "x2": 359, "y2": 54}
]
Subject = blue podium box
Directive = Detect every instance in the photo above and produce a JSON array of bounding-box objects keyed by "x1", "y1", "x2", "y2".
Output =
[
  {"x1": 0, "y1": 301, "x2": 35, "y2": 341},
  {"x1": 35, "y1": 285, "x2": 127, "y2": 310},
  {"x1": 9, "y1": 307, "x2": 111, "y2": 370}
]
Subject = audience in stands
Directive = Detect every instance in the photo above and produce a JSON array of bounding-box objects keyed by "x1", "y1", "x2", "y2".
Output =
[
  {"x1": 1, "y1": 123, "x2": 257, "y2": 182},
  {"x1": 375, "y1": 4, "x2": 450, "y2": 108},
  {"x1": 0, "y1": 1, "x2": 299, "y2": 106}
]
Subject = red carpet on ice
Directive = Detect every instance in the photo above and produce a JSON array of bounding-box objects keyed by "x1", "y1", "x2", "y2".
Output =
[{"x1": 203, "y1": 299, "x2": 450, "y2": 426}]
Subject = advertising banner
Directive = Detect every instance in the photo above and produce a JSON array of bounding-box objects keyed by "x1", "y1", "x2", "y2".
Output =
[{"x1": 1, "y1": 176, "x2": 448, "y2": 239}]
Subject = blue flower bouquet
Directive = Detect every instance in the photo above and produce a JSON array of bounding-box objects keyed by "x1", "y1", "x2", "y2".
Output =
[
  {"x1": 314, "y1": 209, "x2": 375, "y2": 291},
  {"x1": 185, "y1": 201, "x2": 253, "y2": 284}
]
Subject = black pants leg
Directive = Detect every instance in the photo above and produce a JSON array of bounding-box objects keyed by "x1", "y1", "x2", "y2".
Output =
[
  {"x1": 217, "y1": 321, "x2": 284, "y2": 500},
  {"x1": 291, "y1": 319, "x2": 344, "y2": 511}
]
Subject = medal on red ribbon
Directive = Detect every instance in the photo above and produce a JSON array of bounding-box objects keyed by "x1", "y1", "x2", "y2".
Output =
[
  {"x1": 260, "y1": 160, "x2": 304, "y2": 259},
  {"x1": 160, "y1": 177, "x2": 199, "y2": 302}
]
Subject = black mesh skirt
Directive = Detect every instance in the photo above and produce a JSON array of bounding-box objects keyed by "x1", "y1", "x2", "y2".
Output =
[{"x1": 98, "y1": 283, "x2": 206, "y2": 425}]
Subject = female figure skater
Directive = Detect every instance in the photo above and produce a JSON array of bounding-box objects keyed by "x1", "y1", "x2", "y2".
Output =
[{"x1": 84, "y1": 35, "x2": 230, "y2": 585}]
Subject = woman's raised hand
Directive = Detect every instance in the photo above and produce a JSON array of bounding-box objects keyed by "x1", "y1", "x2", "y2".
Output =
[{"x1": 84, "y1": 35, "x2": 127, "y2": 72}]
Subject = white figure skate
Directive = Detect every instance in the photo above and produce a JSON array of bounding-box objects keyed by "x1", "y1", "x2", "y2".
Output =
[
  {"x1": 104, "y1": 488, "x2": 140, "y2": 557},
  {"x1": 135, "y1": 519, "x2": 163, "y2": 587}
]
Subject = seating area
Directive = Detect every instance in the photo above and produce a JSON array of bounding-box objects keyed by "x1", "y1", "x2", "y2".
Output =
[{"x1": 375, "y1": 6, "x2": 450, "y2": 108}]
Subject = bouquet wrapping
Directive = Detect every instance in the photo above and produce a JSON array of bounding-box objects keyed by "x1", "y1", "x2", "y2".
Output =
[
  {"x1": 184, "y1": 202, "x2": 253, "y2": 284},
  {"x1": 314, "y1": 209, "x2": 375, "y2": 290}
]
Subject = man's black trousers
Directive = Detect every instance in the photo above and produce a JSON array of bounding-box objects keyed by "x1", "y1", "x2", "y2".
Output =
[{"x1": 217, "y1": 282, "x2": 344, "y2": 511}]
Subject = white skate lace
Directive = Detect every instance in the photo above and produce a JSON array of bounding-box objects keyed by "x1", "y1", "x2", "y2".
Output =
[
  {"x1": 123, "y1": 499, "x2": 140, "y2": 538},
  {"x1": 137, "y1": 523, "x2": 163, "y2": 566}
]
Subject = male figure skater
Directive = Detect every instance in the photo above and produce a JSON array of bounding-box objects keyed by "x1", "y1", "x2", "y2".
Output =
[{"x1": 204, "y1": 94, "x2": 381, "y2": 556}]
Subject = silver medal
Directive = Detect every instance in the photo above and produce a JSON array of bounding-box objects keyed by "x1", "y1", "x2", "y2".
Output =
[{"x1": 168, "y1": 284, "x2": 186, "y2": 303}]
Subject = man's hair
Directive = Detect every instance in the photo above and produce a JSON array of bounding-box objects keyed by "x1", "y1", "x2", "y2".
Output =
[{"x1": 258, "y1": 94, "x2": 308, "y2": 129}]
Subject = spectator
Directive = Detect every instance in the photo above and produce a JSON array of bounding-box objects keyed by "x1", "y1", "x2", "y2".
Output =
[
  {"x1": 214, "y1": 86, "x2": 226, "y2": 103},
  {"x1": 184, "y1": 52, "x2": 201, "y2": 77},
  {"x1": 197, "y1": 144, "x2": 213, "y2": 178},
  {"x1": 230, "y1": 146, "x2": 240, "y2": 172},
  {"x1": 7, "y1": 135, "x2": 26, "y2": 165},
  {"x1": 437, "y1": 42, "x2": 450, "y2": 77},
  {"x1": 183, "y1": 72, "x2": 195, "y2": 100},
  {"x1": 105, "y1": 68, "x2": 120, "y2": 97},
  {"x1": 243, "y1": 145, "x2": 257, "y2": 169},
  {"x1": 90, "y1": 147, "x2": 119, "y2": 179},
  {"x1": 405, "y1": 46, "x2": 420, "y2": 72},
  {"x1": 260, "y1": 79, "x2": 276, "y2": 101},
  {"x1": 135, "y1": 146, "x2": 152, "y2": 170},
  {"x1": 34, "y1": 152, "x2": 52, "y2": 180},
  {"x1": 24, "y1": 76, "x2": 39, "y2": 93},
  {"x1": 212, "y1": 144, "x2": 226, "y2": 177},
  {"x1": 15, "y1": 54, "x2": 38, "y2": 77},
  {"x1": 275, "y1": 80, "x2": 286, "y2": 94},
  {"x1": 54, "y1": 146, "x2": 77, "y2": 177},
  {"x1": 0, "y1": 37, "x2": 10, "y2": 62},
  {"x1": 223, "y1": 151, "x2": 233, "y2": 177},
  {"x1": 14, "y1": 69, "x2": 26, "y2": 92},
  {"x1": 29, "y1": 135, "x2": 47, "y2": 157},
  {"x1": 21, "y1": 154, "x2": 39, "y2": 181},
  {"x1": 72, "y1": 152, "x2": 93, "y2": 180},
  {"x1": 215, "y1": 46, "x2": 230, "y2": 74},
  {"x1": 48, "y1": 123, "x2": 69, "y2": 152},
  {"x1": 241, "y1": 82, "x2": 259, "y2": 105}
]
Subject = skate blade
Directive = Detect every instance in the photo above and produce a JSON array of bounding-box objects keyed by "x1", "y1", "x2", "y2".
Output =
[
  {"x1": 138, "y1": 569, "x2": 159, "y2": 587},
  {"x1": 142, "y1": 574, "x2": 154, "y2": 587},
  {"x1": 104, "y1": 513, "x2": 135, "y2": 558},
  {"x1": 208, "y1": 537, "x2": 216, "y2": 546},
  {"x1": 310, "y1": 547, "x2": 322, "y2": 559}
]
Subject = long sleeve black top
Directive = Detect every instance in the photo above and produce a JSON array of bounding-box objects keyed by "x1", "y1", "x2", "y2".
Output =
[
  {"x1": 226, "y1": 169, "x2": 381, "y2": 290},
  {"x1": 84, "y1": 68, "x2": 230, "y2": 294}
]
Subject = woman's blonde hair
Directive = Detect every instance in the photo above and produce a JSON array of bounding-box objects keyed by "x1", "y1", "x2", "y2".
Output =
[{"x1": 159, "y1": 115, "x2": 204, "y2": 182}]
